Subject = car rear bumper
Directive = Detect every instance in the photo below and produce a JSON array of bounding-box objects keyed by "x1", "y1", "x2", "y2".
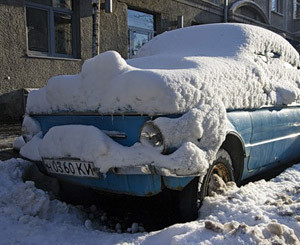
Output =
[{"x1": 35, "y1": 161, "x2": 194, "y2": 196}]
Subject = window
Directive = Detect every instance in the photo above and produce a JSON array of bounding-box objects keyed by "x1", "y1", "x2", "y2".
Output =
[
  {"x1": 127, "y1": 9, "x2": 155, "y2": 58},
  {"x1": 294, "y1": 0, "x2": 300, "y2": 19},
  {"x1": 26, "y1": 0, "x2": 76, "y2": 58},
  {"x1": 271, "y1": 0, "x2": 283, "y2": 14}
]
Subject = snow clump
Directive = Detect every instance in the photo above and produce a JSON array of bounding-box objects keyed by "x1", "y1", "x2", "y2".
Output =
[{"x1": 0, "y1": 159, "x2": 299, "y2": 244}]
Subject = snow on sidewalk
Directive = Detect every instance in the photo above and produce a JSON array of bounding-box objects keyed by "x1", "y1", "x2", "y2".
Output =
[{"x1": 0, "y1": 158, "x2": 299, "y2": 244}]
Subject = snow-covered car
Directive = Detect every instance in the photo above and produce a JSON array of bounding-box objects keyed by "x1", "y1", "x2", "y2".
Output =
[{"x1": 19, "y1": 23, "x2": 300, "y2": 221}]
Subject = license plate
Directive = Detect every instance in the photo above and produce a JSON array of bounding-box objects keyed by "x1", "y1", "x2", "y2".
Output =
[{"x1": 43, "y1": 159, "x2": 99, "y2": 178}]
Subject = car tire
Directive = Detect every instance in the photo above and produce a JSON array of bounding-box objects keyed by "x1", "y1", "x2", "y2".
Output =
[
  {"x1": 178, "y1": 149, "x2": 234, "y2": 222},
  {"x1": 58, "y1": 180, "x2": 99, "y2": 205}
]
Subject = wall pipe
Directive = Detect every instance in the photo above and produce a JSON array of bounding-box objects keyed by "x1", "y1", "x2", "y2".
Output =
[
  {"x1": 224, "y1": 0, "x2": 228, "y2": 22},
  {"x1": 92, "y1": 0, "x2": 99, "y2": 57}
]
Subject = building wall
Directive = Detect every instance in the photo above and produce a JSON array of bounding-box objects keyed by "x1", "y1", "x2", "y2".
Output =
[
  {"x1": 1, "y1": 0, "x2": 300, "y2": 121},
  {"x1": 99, "y1": 0, "x2": 300, "y2": 59},
  {"x1": 99, "y1": 0, "x2": 225, "y2": 58},
  {"x1": 0, "y1": 0, "x2": 93, "y2": 121}
]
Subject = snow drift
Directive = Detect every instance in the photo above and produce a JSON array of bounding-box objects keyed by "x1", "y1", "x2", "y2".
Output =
[{"x1": 0, "y1": 158, "x2": 299, "y2": 244}]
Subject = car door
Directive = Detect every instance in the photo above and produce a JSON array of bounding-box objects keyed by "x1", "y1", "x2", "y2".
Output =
[{"x1": 247, "y1": 106, "x2": 300, "y2": 170}]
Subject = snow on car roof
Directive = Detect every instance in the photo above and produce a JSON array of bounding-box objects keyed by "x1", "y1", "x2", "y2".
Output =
[
  {"x1": 136, "y1": 23, "x2": 299, "y2": 66},
  {"x1": 26, "y1": 23, "x2": 300, "y2": 115}
]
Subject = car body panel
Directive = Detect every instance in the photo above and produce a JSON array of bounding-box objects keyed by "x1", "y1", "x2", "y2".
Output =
[
  {"x1": 35, "y1": 160, "x2": 194, "y2": 196},
  {"x1": 247, "y1": 107, "x2": 300, "y2": 170},
  {"x1": 227, "y1": 106, "x2": 300, "y2": 180},
  {"x1": 33, "y1": 114, "x2": 151, "y2": 147},
  {"x1": 31, "y1": 105, "x2": 300, "y2": 196},
  {"x1": 226, "y1": 111, "x2": 252, "y2": 157}
]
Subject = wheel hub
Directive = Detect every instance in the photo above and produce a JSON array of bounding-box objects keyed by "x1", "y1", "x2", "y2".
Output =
[{"x1": 207, "y1": 163, "x2": 231, "y2": 196}]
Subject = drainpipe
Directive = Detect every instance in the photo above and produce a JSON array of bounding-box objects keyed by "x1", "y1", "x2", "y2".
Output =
[
  {"x1": 177, "y1": 15, "x2": 184, "y2": 28},
  {"x1": 92, "y1": 0, "x2": 99, "y2": 57},
  {"x1": 224, "y1": 0, "x2": 228, "y2": 23}
]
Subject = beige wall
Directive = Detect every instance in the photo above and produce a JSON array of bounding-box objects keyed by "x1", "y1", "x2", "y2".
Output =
[
  {"x1": 1, "y1": 0, "x2": 300, "y2": 121},
  {"x1": 99, "y1": 0, "x2": 224, "y2": 58},
  {"x1": 0, "y1": 0, "x2": 93, "y2": 120}
]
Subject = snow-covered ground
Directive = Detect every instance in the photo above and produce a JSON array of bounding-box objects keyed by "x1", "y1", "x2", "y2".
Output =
[{"x1": 1, "y1": 158, "x2": 299, "y2": 244}]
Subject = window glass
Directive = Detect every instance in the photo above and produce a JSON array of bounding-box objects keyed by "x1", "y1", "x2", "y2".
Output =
[
  {"x1": 54, "y1": 13, "x2": 72, "y2": 55},
  {"x1": 271, "y1": 0, "x2": 276, "y2": 11},
  {"x1": 26, "y1": 0, "x2": 75, "y2": 57},
  {"x1": 53, "y1": 0, "x2": 72, "y2": 10},
  {"x1": 127, "y1": 9, "x2": 154, "y2": 58},
  {"x1": 27, "y1": 0, "x2": 51, "y2": 6},
  {"x1": 130, "y1": 32, "x2": 149, "y2": 57},
  {"x1": 27, "y1": 0, "x2": 71, "y2": 9},
  {"x1": 26, "y1": 7, "x2": 49, "y2": 52},
  {"x1": 294, "y1": 0, "x2": 300, "y2": 19},
  {"x1": 271, "y1": 0, "x2": 283, "y2": 13},
  {"x1": 128, "y1": 9, "x2": 154, "y2": 31},
  {"x1": 296, "y1": 7, "x2": 300, "y2": 19}
]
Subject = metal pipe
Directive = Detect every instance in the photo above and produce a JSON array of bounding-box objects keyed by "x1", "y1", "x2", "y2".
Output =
[
  {"x1": 177, "y1": 15, "x2": 184, "y2": 28},
  {"x1": 105, "y1": 0, "x2": 113, "y2": 13},
  {"x1": 92, "y1": 0, "x2": 99, "y2": 57},
  {"x1": 224, "y1": 0, "x2": 228, "y2": 23}
]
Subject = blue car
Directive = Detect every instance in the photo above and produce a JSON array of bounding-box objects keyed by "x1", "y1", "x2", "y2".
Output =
[{"x1": 20, "y1": 23, "x2": 300, "y2": 221}]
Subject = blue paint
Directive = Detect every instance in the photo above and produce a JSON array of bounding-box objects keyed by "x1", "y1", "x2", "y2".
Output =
[
  {"x1": 247, "y1": 107, "x2": 300, "y2": 170},
  {"x1": 33, "y1": 115, "x2": 151, "y2": 146},
  {"x1": 32, "y1": 105, "x2": 300, "y2": 196},
  {"x1": 163, "y1": 176, "x2": 194, "y2": 190},
  {"x1": 36, "y1": 161, "x2": 162, "y2": 196},
  {"x1": 227, "y1": 106, "x2": 300, "y2": 180},
  {"x1": 227, "y1": 111, "x2": 252, "y2": 157},
  {"x1": 33, "y1": 114, "x2": 192, "y2": 196}
]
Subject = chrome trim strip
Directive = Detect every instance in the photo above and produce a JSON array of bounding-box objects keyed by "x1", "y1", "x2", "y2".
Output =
[
  {"x1": 111, "y1": 165, "x2": 199, "y2": 177},
  {"x1": 107, "y1": 133, "x2": 127, "y2": 138},
  {"x1": 245, "y1": 132, "x2": 300, "y2": 148},
  {"x1": 102, "y1": 130, "x2": 127, "y2": 139}
]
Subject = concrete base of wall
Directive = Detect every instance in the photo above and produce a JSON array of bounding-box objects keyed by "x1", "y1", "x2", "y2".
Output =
[{"x1": 0, "y1": 89, "x2": 27, "y2": 122}]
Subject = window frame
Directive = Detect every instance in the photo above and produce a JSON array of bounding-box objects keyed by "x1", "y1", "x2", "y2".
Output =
[
  {"x1": 25, "y1": 1, "x2": 76, "y2": 59},
  {"x1": 127, "y1": 8, "x2": 155, "y2": 59},
  {"x1": 271, "y1": 0, "x2": 283, "y2": 15}
]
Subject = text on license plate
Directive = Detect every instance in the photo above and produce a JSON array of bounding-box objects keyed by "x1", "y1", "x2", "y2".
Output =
[{"x1": 43, "y1": 159, "x2": 99, "y2": 178}]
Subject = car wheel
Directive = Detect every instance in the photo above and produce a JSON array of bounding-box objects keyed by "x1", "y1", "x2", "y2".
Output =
[
  {"x1": 198, "y1": 149, "x2": 234, "y2": 201},
  {"x1": 178, "y1": 149, "x2": 234, "y2": 222}
]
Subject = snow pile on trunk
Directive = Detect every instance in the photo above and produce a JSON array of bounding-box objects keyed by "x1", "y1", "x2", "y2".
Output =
[
  {"x1": 0, "y1": 158, "x2": 299, "y2": 244},
  {"x1": 21, "y1": 106, "x2": 226, "y2": 175},
  {"x1": 38, "y1": 124, "x2": 209, "y2": 175}
]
